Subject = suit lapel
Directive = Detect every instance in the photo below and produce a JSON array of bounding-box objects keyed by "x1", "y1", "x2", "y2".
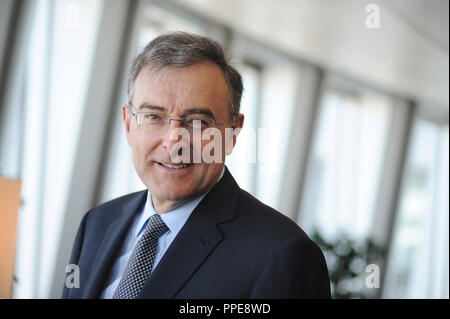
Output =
[
  {"x1": 137, "y1": 167, "x2": 241, "y2": 298},
  {"x1": 137, "y1": 215, "x2": 223, "y2": 299},
  {"x1": 82, "y1": 191, "x2": 147, "y2": 298}
]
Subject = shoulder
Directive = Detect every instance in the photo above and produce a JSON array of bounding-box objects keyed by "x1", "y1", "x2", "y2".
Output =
[
  {"x1": 218, "y1": 188, "x2": 327, "y2": 283},
  {"x1": 231, "y1": 188, "x2": 315, "y2": 247},
  {"x1": 84, "y1": 190, "x2": 147, "y2": 227}
]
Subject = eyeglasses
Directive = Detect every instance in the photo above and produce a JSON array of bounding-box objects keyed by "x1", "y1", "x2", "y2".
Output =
[{"x1": 128, "y1": 105, "x2": 231, "y2": 135}]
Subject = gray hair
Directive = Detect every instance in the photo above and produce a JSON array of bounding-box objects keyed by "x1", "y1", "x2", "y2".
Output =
[{"x1": 127, "y1": 32, "x2": 243, "y2": 116}]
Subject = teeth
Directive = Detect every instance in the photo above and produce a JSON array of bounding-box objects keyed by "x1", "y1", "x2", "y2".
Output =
[{"x1": 161, "y1": 163, "x2": 190, "y2": 169}]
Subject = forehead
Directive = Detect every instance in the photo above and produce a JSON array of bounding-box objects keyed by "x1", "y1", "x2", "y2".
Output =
[{"x1": 133, "y1": 62, "x2": 231, "y2": 116}]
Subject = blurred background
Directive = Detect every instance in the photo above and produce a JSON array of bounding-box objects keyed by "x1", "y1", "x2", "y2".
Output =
[{"x1": 0, "y1": 0, "x2": 448, "y2": 299}]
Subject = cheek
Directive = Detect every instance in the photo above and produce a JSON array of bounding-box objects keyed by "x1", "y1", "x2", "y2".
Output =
[
  {"x1": 199, "y1": 129, "x2": 227, "y2": 161},
  {"x1": 129, "y1": 135, "x2": 143, "y2": 158},
  {"x1": 129, "y1": 134, "x2": 157, "y2": 164}
]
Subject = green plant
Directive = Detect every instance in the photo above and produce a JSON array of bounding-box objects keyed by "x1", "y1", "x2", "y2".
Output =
[{"x1": 311, "y1": 229, "x2": 386, "y2": 299}]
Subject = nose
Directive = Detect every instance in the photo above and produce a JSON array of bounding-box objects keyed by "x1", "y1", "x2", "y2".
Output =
[
  {"x1": 161, "y1": 119, "x2": 190, "y2": 160},
  {"x1": 162, "y1": 119, "x2": 182, "y2": 147}
]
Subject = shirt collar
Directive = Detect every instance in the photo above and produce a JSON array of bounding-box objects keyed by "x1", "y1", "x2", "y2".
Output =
[{"x1": 135, "y1": 166, "x2": 226, "y2": 238}]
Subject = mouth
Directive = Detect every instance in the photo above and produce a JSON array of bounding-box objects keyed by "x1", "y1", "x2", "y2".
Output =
[{"x1": 156, "y1": 162, "x2": 194, "y2": 170}]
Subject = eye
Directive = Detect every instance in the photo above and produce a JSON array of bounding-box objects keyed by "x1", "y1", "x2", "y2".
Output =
[
  {"x1": 143, "y1": 113, "x2": 162, "y2": 120},
  {"x1": 186, "y1": 118, "x2": 210, "y2": 128}
]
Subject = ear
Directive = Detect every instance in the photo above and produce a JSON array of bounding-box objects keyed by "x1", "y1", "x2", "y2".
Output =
[
  {"x1": 225, "y1": 113, "x2": 244, "y2": 155},
  {"x1": 122, "y1": 105, "x2": 131, "y2": 144},
  {"x1": 232, "y1": 113, "x2": 244, "y2": 148}
]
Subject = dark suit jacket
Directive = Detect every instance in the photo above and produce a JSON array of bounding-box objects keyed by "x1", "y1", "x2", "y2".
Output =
[{"x1": 61, "y1": 168, "x2": 331, "y2": 298}]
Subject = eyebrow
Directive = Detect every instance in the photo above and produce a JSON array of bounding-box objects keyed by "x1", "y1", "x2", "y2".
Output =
[
  {"x1": 136, "y1": 103, "x2": 216, "y2": 120},
  {"x1": 183, "y1": 108, "x2": 216, "y2": 120},
  {"x1": 137, "y1": 103, "x2": 165, "y2": 112}
]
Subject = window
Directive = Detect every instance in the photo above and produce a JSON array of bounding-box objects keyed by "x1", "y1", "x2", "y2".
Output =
[
  {"x1": 226, "y1": 63, "x2": 260, "y2": 193},
  {"x1": 12, "y1": 0, "x2": 104, "y2": 298},
  {"x1": 383, "y1": 120, "x2": 449, "y2": 298},
  {"x1": 227, "y1": 38, "x2": 302, "y2": 210},
  {"x1": 255, "y1": 64, "x2": 301, "y2": 209},
  {"x1": 298, "y1": 85, "x2": 393, "y2": 240}
]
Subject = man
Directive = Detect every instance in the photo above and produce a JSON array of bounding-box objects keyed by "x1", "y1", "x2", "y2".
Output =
[{"x1": 62, "y1": 32, "x2": 330, "y2": 299}]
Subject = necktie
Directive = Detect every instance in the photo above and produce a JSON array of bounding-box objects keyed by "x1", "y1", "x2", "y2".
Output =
[{"x1": 112, "y1": 213, "x2": 169, "y2": 299}]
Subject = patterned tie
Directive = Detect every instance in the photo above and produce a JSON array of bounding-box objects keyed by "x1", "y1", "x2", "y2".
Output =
[{"x1": 112, "y1": 213, "x2": 169, "y2": 299}]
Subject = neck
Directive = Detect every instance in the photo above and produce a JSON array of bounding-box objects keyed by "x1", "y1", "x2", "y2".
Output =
[{"x1": 151, "y1": 197, "x2": 190, "y2": 214}]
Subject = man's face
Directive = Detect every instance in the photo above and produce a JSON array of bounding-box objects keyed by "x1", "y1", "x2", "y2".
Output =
[{"x1": 123, "y1": 62, "x2": 243, "y2": 203}]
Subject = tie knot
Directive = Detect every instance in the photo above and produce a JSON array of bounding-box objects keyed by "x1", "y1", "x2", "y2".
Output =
[{"x1": 142, "y1": 213, "x2": 169, "y2": 240}]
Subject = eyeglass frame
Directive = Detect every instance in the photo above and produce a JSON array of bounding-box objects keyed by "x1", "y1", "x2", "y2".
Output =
[{"x1": 127, "y1": 102, "x2": 236, "y2": 135}]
